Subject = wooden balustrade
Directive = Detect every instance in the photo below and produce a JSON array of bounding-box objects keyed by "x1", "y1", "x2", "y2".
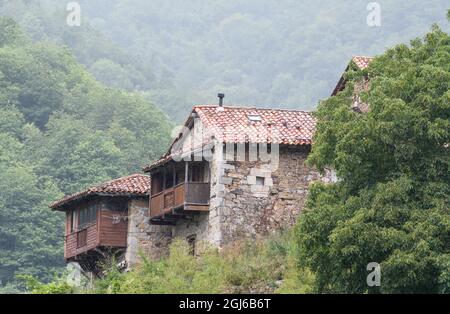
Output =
[{"x1": 149, "y1": 182, "x2": 210, "y2": 219}]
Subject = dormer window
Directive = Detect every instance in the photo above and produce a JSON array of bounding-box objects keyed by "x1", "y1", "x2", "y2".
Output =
[{"x1": 247, "y1": 114, "x2": 262, "y2": 122}]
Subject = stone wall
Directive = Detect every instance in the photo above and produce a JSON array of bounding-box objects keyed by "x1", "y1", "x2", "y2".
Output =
[
  {"x1": 125, "y1": 198, "x2": 171, "y2": 267},
  {"x1": 129, "y1": 143, "x2": 334, "y2": 260},
  {"x1": 214, "y1": 145, "x2": 332, "y2": 245},
  {"x1": 172, "y1": 212, "x2": 209, "y2": 242}
]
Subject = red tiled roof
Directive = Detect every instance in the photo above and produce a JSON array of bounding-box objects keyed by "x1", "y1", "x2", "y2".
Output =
[
  {"x1": 331, "y1": 56, "x2": 374, "y2": 96},
  {"x1": 351, "y1": 56, "x2": 373, "y2": 70},
  {"x1": 194, "y1": 105, "x2": 315, "y2": 145},
  {"x1": 50, "y1": 174, "x2": 149, "y2": 210},
  {"x1": 144, "y1": 106, "x2": 315, "y2": 172}
]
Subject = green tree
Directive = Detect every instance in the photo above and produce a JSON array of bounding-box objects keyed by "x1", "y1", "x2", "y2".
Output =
[
  {"x1": 296, "y1": 22, "x2": 450, "y2": 293},
  {"x1": 0, "y1": 18, "x2": 172, "y2": 290},
  {"x1": 0, "y1": 109, "x2": 64, "y2": 287}
]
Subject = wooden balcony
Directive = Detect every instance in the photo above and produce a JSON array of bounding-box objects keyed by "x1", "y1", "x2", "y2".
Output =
[
  {"x1": 65, "y1": 223, "x2": 98, "y2": 259},
  {"x1": 150, "y1": 182, "x2": 210, "y2": 225},
  {"x1": 64, "y1": 209, "x2": 128, "y2": 260}
]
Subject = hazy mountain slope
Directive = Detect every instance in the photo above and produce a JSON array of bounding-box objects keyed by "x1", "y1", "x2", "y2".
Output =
[
  {"x1": 77, "y1": 0, "x2": 450, "y2": 119},
  {"x1": 0, "y1": 17, "x2": 172, "y2": 291}
]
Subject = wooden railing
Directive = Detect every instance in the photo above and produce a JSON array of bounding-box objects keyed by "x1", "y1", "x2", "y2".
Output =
[
  {"x1": 77, "y1": 229, "x2": 87, "y2": 248},
  {"x1": 150, "y1": 182, "x2": 210, "y2": 218},
  {"x1": 64, "y1": 223, "x2": 98, "y2": 259},
  {"x1": 185, "y1": 182, "x2": 210, "y2": 204}
]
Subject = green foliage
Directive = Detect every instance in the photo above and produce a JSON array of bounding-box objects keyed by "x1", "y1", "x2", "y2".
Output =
[
  {"x1": 89, "y1": 232, "x2": 313, "y2": 294},
  {"x1": 0, "y1": 0, "x2": 162, "y2": 113},
  {"x1": 19, "y1": 274, "x2": 75, "y2": 294},
  {"x1": 0, "y1": 16, "x2": 27, "y2": 47},
  {"x1": 2, "y1": 1, "x2": 449, "y2": 121},
  {"x1": 0, "y1": 18, "x2": 172, "y2": 290},
  {"x1": 296, "y1": 24, "x2": 450, "y2": 293},
  {"x1": 0, "y1": 108, "x2": 64, "y2": 287}
]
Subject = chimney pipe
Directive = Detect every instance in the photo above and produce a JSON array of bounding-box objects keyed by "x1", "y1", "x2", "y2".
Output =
[{"x1": 218, "y1": 93, "x2": 225, "y2": 107}]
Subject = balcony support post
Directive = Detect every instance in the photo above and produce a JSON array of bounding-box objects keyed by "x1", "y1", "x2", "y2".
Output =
[
  {"x1": 172, "y1": 164, "x2": 176, "y2": 187},
  {"x1": 162, "y1": 168, "x2": 166, "y2": 190},
  {"x1": 185, "y1": 162, "x2": 189, "y2": 199}
]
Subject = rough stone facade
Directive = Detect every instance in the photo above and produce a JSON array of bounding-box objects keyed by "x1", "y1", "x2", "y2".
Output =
[
  {"x1": 125, "y1": 143, "x2": 334, "y2": 261},
  {"x1": 214, "y1": 145, "x2": 333, "y2": 245},
  {"x1": 125, "y1": 198, "x2": 171, "y2": 267}
]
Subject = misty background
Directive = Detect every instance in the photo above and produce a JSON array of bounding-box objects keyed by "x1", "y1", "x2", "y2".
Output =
[
  {"x1": 2, "y1": 0, "x2": 449, "y2": 120},
  {"x1": 0, "y1": 0, "x2": 448, "y2": 292}
]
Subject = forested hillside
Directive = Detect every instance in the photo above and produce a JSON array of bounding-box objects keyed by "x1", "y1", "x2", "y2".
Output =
[
  {"x1": 1, "y1": 1, "x2": 449, "y2": 120},
  {"x1": 0, "y1": 0, "x2": 179, "y2": 119},
  {"x1": 0, "y1": 1, "x2": 449, "y2": 294},
  {"x1": 83, "y1": 0, "x2": 450, "y2": 120},
  {"x1": 22, "y1": 9, "x2": 450, "y2": 295},
  {"x1": 0, "y1": 17, "x2": 171, "y2": 292}
]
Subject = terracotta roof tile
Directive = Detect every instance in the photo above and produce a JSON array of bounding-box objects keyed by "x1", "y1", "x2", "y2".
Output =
[
  {"x1": 50, "y1": 174, "x2": 149, "y2": 209},
  {"x1": 352, "y1": 56, "x2": 373, "y2": 70},
  {"x1": 331, "y1": 56, "x2": 374, "y2": 96},
  {"x1": 144, "y1": 106, "x2": 315, "y2": 172},
  {"x1": 194, "y1": 105, "x2": 315, "y2": 145}
]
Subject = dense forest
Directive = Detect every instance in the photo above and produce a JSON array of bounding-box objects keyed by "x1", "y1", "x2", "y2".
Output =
[
  {"x1": 0, "y1": 1, "x2": 449, "y2": 293},
  {"x1": 1, "y1": 1, "x2": 449, "y2": 120},
  {"x1": 38, "y1": 17, "x2": 445, "y2": 294},
  {"x1": 0, "y1": 17, "x2": 171, "y2": 292}
]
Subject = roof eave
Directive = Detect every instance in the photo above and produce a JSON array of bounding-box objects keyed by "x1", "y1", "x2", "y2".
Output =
[{"x1": 50, "y1": 192, "x2": 148, "y2": 211}]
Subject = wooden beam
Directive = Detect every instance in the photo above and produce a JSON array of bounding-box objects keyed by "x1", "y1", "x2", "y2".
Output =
[
  {"x1": 172, "y1": 164, "x2": 176, "y2": 187},
  {"x1": 185, "y1": 162, "x2": 189, "y2": 199},
  {"x1": 163, "y1": 167, "x2": 166, "y2": 190}
]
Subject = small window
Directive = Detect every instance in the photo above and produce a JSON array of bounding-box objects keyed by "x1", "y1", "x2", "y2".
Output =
[
  {"x1": 70, "y1": 210, "x2": 76, "y2": 233},
  {"x1": 247, "y1": 114, "x2": 262, "y2": 122},
  {"x1": 256, "y1": 176, "x2": 265, "y2": 186},
  {"x1": 77, "y1": 205, "x2": 98, "y2": 230}
]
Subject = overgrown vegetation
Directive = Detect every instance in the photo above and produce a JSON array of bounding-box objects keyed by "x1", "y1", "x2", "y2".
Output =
[
  {"x1": 25, "y1": 232, "x2": 314, "y2": 294},
  {"x1": 296, "y1": 18, "x2": 450, "y2": 293}
]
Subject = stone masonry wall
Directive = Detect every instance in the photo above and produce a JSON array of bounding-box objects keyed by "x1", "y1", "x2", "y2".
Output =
[
  {"x1": 125, "y1": 198, "x2": 172, "y2": 267},
  {"x1": 216, "y1": 145, "x2": 333, "y2": 245},
  {"x1": 172, "y1": 212, "x2": 209, "y2": 242},
  {"x1": 128, "y1": 144, "x2": 334, "y2": 261}
]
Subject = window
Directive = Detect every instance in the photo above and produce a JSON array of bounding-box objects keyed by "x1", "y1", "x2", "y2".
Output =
[
  {"x1": 256, "y1": 176, "x2": 265, "y2": 186},
  {"x1": 247, "y1": 114, "x2": 262, "y2": 122},
  {"x1": 70, "y1": 210, "x2": 76, "y2": 232},
  {"x1": 77, "y1": 205, "x2": 98, "y2": 230}
]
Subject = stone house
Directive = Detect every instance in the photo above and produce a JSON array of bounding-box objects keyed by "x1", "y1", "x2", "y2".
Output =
[
  {"x1": 50, "y1": 56, "x2": 372, "y2": 272},
  {"x1": 332, "y1": 56, "x2": 374, "y2": 112},
  {"x1": 139, "y1": 103, "x2": 340, "y2": 258},
  {"x1": 49, "y1": 174, "x2": 151, "y2": 274}
]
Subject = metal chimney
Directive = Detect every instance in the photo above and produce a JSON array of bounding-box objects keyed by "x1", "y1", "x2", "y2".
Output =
[{"x1": 218, "y1": 93, "x2": 225, "y2": 107}]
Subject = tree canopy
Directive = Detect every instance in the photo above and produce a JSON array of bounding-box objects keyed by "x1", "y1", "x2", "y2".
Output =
[
  {"x1": 0, "y1": 18, "x2": 172, "y2": 291},
  {"x1": 296, "y1": 22, "x2": 450, "y2": 293}
]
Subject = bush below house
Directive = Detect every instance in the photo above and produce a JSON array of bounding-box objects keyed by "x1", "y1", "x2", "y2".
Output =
[{"x1": 24, "y1": 231, "x2": 315, "y2": 294}]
